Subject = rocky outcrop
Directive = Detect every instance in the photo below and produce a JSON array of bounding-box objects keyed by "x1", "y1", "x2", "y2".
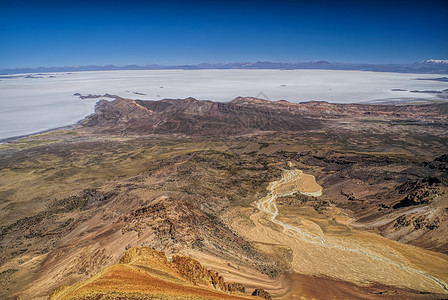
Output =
[
  {"x1": 116, "y1": 194, "x2": 280, "y2": 277},
  {"x1": 120, "y1": 247, "x2": 234, "y2": 291},
  {"x1": 50, "y1": 247, "x2": 252, "y2": 300},
  {"x1": 426, "y1": 154, "x2": 448, "y2": 174},
  {"x1": 172, "y1": 255, "x2": 230, "y2": 291},
  {"x1": 229, "y1": 283, "x2": 246, "y2": 293},
  {"x1": 377, "y1": 172, "x2": 448, "y2": 253},
  {"x1": 251, "y1": 289, "x2": 272, "y2": 299},
  {"x1": 74, "y1": 93, "x2": 119, "y2": 99},
  {"x1": 393, "y1": 188, "x2": 434, "y2": 209},
  {"x1": 393, "y1": 214, "x2": 441, "y2": 231}
]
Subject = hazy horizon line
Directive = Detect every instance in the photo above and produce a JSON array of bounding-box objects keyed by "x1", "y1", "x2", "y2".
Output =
[{"x1": 3, "y1": 58, "x2": 448, "y2": 71}]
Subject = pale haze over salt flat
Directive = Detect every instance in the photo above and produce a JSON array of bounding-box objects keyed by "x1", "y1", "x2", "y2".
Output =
[{"x1": 1, "y1": 69, "x2": 448, "y2": 140}]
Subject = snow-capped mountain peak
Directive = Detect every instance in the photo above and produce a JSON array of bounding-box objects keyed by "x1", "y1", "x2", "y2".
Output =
[{"x1": 421, "y1": 59, "x2": 448, "y2": 64}]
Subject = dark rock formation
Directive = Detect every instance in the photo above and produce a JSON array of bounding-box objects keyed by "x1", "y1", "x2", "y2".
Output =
[
  {"x1": 172, "y1": 255, "x2": 229, "y2": 291},
  {"x1": 229, "y1": 282, "x2": 245, "y2": 293},
  {"x1": 252, "y1": 288, "x2": 272, "y2": 299}
]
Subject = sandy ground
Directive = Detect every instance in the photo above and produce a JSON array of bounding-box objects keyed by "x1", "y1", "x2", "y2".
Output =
[{"x1": 223, "y1": 168, "x2": 448, "y2": 295}]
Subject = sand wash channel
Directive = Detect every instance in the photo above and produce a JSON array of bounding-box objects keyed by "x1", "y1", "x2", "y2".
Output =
[{"x1": 255, "y1": 168, "x2": 448, "y2": 293}]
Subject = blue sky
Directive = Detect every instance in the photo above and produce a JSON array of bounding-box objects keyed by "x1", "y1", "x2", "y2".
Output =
[{"x1": 0, "y1": 0, "x2": 447, "y2": 68}]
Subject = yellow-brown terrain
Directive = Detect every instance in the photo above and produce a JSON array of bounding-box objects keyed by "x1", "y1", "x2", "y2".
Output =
[
  {"x1": 1, "y1": 97, "x2": 448, "y2": 299},
  {"x1": 49, "y1": 247, "x2": 252, "y2": 300},
  {"x1": 225, "y1": 168, "x2": 448, "y2": 294}
]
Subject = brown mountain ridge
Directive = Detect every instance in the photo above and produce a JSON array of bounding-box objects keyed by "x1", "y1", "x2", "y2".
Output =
[{"x1": 80, "y1": 95, "x2": 448, "y2": 136}]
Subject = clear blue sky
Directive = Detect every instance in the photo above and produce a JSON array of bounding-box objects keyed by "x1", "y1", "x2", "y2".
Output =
[{"x1": 1, "y1": 0, "x2": 447, "y2": 68}]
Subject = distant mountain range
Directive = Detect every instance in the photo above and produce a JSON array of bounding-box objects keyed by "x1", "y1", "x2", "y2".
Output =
[{"x1": 1, "y1": 59, "x2": 448, "y2": 75}]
